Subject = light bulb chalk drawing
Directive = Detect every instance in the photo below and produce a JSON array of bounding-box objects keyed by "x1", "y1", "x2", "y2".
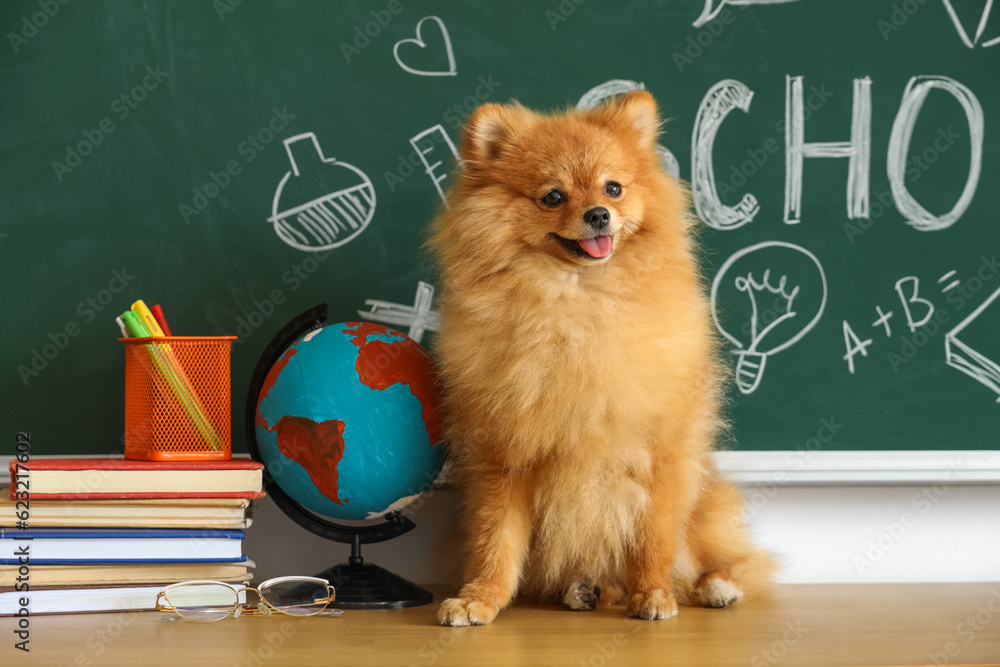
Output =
[
  {"x1": 576, "y1": 79, "x2": 680, "y2": 179},
  {"x1": 945, "y1": 286, "x2": 1000, "y2": 403},
  {"x1": 711, "y1": 241, "x2": 828, "y2": 394},
  {"x1": 393, "y1": 16, "x2": 457, "y2": 77},
  {"x1": 269, "y1": 132, "x2": 376, "y2": 252}
]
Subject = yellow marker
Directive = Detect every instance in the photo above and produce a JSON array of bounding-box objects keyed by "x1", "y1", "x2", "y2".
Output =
[{"x1": 132, "y1": 299, "x2": 165, "y2": 337}]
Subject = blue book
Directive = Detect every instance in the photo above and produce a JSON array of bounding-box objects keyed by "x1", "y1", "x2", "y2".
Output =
[{"x1": 0, "y1": 528, "x2": 245, "y2": 564}]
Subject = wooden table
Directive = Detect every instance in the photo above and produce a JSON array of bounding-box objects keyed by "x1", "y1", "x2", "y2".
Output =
[{"x1": 5, "y1": 584, "x2": 1000, "y2": 666}]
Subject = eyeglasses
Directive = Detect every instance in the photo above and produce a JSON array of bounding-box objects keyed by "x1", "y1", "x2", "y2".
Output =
[{"x1": 156, "y1": 576, "x2": 341, "y2": 622}]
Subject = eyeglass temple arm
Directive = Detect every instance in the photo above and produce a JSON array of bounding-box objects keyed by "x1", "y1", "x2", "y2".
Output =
[{"x1": 154, "y1": 592, "x2": 176, "y2": 612}]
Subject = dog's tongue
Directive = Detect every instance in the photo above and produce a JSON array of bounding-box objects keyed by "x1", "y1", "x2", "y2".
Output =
[{"x1": 579, "y1": 235, "x2": 612, "y2": 258}]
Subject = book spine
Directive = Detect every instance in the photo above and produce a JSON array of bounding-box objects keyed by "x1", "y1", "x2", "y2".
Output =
[
  {"x1": 19, "y1": 492, "x2": 265, "y2": 500},
  {"x1": 0, "y1": 556, "x2": 248, "y2": 565}
]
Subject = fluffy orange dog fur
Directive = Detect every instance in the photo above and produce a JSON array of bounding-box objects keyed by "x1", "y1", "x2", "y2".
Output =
[{"x1": 430, "y1": 91, "x2": 775, "y2": 626}]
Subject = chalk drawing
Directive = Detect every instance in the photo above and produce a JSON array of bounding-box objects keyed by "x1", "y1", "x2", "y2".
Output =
[
  {"x1": 942, "y1": 0, "x2": 1000, "y2": 48},
  {"x1": 939, "y1": 269, "x2": 961, "y2": 293},
  {"x1": 269, "y1": 133, "x2": 375, "y2": 252},
  {"x1": 691, "y1": 79, "x2": 759, "y2": 230},
  {"x1": 945, "y1": 286, "x2": 1000, "y2": 403},
  {"x1": 711, "y1": 241, "x2": 827, "y2": 394},
  {"x1": 656, "y1": 147, "x2": 681, "y2": 179},
  {"x1": 410, "y1": 124, "x2": 460, "y2": 207},
  {"x1": 576, "y1": 79, "x2": 647, "y2": 111},
  {"x1": 895, "y1": 277, "x2": 935, "y2": 333},
  {"x1": 393, "y1": 16, "x2": 457, "y2": 77},
  {"x1": 841, "y1": 320, "x2": 873, "y2": 375},
  {"x1": 784, "y1": 75, "x2": 872, "y2": 225},
  {"x1": 693, "y1": 0, "x2": 800, "y2": 28},
  {"x1": 358, "y1": 281, "x2": 439, "y2": 344},
  {"x1": 576, "y1": 79, "x2": 681, "y2": 178},
  {"x1": 696, "y1": 1, "x2": 998, "y2": 45},
  {"x1": 887, "y1": 76, "x2": 983, "y2": 232},
  {"x1": 871, "y1": 305, "x2": 894, "y2": 337}
]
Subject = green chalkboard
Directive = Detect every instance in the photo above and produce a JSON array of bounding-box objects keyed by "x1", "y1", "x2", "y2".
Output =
[{"x1": 2, "y1": 0, "x2": 997, "y2": 455}]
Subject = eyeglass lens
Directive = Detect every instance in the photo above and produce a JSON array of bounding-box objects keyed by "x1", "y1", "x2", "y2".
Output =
[
  {"x1": 164, "y1": 583, "x2": 240, "y2": 622},
  {"x1": 259, "y1": 579, "x2": 331, "y2": 615}
]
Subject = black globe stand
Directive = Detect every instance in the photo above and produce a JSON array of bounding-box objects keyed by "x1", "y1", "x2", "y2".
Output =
[
  {"x1": 246, "y1": 304, "x2": 434, "y2": 610},
  {"x1": 315, "y1": 526, "x2": 433, "y2": 610}
]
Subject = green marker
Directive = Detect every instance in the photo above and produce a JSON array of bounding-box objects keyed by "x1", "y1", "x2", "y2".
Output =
[{"x1": 121, "y1": 310, "x2": 151, "y2": 337}]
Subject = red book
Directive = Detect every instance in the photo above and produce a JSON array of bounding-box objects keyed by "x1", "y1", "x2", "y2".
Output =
[{"x1": 9, "y1": 458, "x2": 265, "y2": 500}]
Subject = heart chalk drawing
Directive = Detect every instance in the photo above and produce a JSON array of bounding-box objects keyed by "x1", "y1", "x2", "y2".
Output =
[{"x1": 393, "y1": 15, "x2": 457, "y2": 77}]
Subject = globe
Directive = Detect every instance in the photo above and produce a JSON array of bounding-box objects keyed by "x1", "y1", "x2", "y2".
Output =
[{"x1": 253, "y1": 321, "x2": 443, "y2": 522}]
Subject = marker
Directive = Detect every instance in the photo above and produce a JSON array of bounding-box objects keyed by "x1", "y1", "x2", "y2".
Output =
[
  {"x1": 121, "y1": 310, "x2": 151, "y2": 337},
  {"x1": 131, "y1": 300, "x2": 164, "y2": 337},
  {"x1": 151, "y1": 304, "x2": 173, "y2": 336},
  {"x1": 116, "y1": 316, "x2": 131, "y2": 338}
]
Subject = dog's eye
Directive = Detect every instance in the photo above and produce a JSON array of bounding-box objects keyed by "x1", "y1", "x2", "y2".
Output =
[
  {"x1": 604, "y1": 181, "x2": 622, "y2": 198},
  {"x1": 541, "y1": 190, "x2": 564, "y2": 207}
]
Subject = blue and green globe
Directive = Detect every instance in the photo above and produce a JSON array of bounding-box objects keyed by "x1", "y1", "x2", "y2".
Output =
[{"x1": 254, "y1": 322, "x2": 443, "y2": 521}]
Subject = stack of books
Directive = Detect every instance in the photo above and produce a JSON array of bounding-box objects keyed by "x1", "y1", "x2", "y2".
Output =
[{"x1": 1, "y1": 457, "x2": 264, "y2": 615}]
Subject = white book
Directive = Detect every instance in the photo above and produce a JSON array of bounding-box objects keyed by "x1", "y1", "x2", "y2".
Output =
[
  {"x1": 0, "y1": 582, "x2": 245, "y2": 616},
  {"x1": 0, "y1": 528, "x2": 245, "y2": 564}
]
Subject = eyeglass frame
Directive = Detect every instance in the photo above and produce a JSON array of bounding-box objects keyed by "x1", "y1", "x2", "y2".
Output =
[{"x1": 155, "y1": 576, "x2": 337, "y2": 620}]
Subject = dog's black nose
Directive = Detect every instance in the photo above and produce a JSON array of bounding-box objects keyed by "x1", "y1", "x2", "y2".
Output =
[{"x1": 583, "y1": 206, "x2": 610, "y2": 230}]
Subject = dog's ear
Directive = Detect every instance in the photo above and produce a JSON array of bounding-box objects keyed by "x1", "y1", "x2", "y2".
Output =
[
  {"x1": 597, "y1": 90, "x2": 662, "y2": 148},
  {"x1": 462, "y1": 102, "x2": 527, "y2": 164}
]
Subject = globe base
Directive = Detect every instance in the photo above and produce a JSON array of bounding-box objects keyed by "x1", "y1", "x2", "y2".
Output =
[{"x1": 319, "y1": 559, "x2": 433, "y2": 610}]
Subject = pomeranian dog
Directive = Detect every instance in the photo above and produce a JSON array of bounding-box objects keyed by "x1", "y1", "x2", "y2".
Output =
[{"x1": 430, "y1": 91, "x2": 774, "y2": 627}]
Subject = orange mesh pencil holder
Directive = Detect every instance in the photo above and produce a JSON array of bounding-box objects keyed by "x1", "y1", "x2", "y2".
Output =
[{"x1": 122, "y1": 336, "x2": 237, "y2": 461}]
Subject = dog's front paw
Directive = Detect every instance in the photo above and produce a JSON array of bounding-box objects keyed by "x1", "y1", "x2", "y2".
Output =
[
  {"x1": 627, "y1": 589, "x2": 678, "y2": 620},
  {"x1": 563, "y1": 581, "x2": 601, "y2": 611},
  {"x1": 697, "y1": 575, "x2": 744, "y2": 608},
  {"x1": 438, "y1": 596, "x2": 500, "y2": 626}
]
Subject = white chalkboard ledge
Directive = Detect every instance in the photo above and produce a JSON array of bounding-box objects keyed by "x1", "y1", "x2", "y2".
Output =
[
  {"x1": 4, "y1": 451, "x2": 998, "y2": 487},
  {"x1": 716, "y1": 450, "x2": 1000, "y2": 485}
]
